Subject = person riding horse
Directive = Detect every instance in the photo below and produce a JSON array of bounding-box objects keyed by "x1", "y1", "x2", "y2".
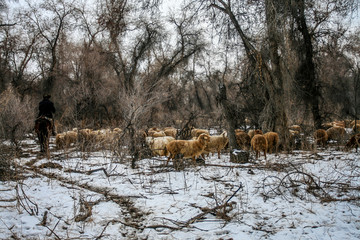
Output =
[{"x1": 37, "y1": 94, "x2": 56, "y2": 135}]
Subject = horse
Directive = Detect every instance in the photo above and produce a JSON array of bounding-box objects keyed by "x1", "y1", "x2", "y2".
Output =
[{"x1": 34, "y1": 116, "x2": 52, "y2": 158}]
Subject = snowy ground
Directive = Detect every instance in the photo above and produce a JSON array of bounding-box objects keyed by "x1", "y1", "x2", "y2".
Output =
[{"x1": 0, "y1": 135, "x2": 359, "y2": 240}]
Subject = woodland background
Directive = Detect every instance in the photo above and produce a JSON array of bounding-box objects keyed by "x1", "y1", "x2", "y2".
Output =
[{"x1": 0, "y1": 0, "x2": 359, "y2": 153}]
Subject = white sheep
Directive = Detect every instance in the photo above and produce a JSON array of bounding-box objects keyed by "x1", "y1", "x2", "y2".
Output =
[
  {"x1": 202, "y1": 131, "x2": 229, "y2": 159},
  {"x1": 146, "y1": 136, "x2": 175, "y2": 157}
]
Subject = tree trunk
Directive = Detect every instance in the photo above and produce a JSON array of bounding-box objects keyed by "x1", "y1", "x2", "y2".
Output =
[
  {"x1": 217, "y1": 83, "x2": 237, "y2": 150},
  {"x1": 211, "y1": 0, "x2": 291, "y2": 150},
  {"x1": 262, "y1": 0, "x2": 290, "y2": 149},
  {"x1": 290, "y1": 0, "x2": 322, "y2": 129}
]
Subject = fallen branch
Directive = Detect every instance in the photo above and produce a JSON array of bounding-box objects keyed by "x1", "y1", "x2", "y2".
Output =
[
  {"x1": 15, "y1": 183, "x2": 38, "y2": 216},
  {"x1": 45, "y1": 219, "x2": 61, "y2": 240},
  {"x1": 0, "y1": 218, "x2": 20, "y2": 240},
  {"x1": 186, "y1": 183, "x2": 242, "y2": 226},
  {"x1": 262, "y1": 171, "x2": 333, "y2": 202},
  {"x1": 64, "y1": 167, "x2": 124, "y2": 177}
]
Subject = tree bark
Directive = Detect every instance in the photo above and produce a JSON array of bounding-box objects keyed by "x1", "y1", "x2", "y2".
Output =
[
  {"x1": 211, "y1": 0, "x2": 290, "y2": 150},
  {"x1": 262, "y1": 0, "x2": 290, "y2": 149},
  {"x1": 217, "y1": 82, "x2": 237, "y2": 150},
  {"x1": 290, "y1": 0, "x2": 322, "y2": 129}
]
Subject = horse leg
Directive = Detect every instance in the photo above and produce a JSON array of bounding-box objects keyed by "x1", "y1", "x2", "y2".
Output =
[
  {"x1": 38, "y1": 133, "x2": 44, "y2": 152},
  {"x1": 45, "y1": 135, "x2": 50, "y2": 159}
]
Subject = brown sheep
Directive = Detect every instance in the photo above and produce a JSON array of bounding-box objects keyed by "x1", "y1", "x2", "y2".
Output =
[
  {"x1": 248, "y1": 129, "x2": 263, "y2": 139},
  {"x1": 235, "y1": 129, "x2": 245, "y2": 134},
  {"x1": 289, "y1": 125, "x2": 301, "y2": 132},
  {"x1": 166, "y1": 133, "x2": 210, "y2": 166},
  {"x1": 326, "y1": 126, "x2": 346, "y2": 142},
  {"x1": 151, "y1": 131, "x2": 166, "y2": 138},
  {"x1": 191, "y1": 128, "x2": 210, "y2": 138},
  {"x1": 78, "y1": 128, "x2": 95, "y2": 144},
  {"x1": 321, "y1": 122, "x2": 334, "y2": 130},
  {"x1": 235, "y1": 131, "x2": 251, "y2": 150},
  {"x1": 102, "y1": 128, "x2": 123, "y2": 147},
  {"x1": 314, "y1": 129, "x2": 328, "y2": 147},
  {"x1": 55, "y1": 133, "x2": 66, "y2": 149},
  {"x1": 147, "y1": 127, "x2": 164, "y2": 137},
  {"x1": 55, "y1": 129, "x2": 78, "y2": 149},
  {"x1": 344, "y1": 133, "x2": 360, "y2": 152},
  {"x1": 202, "y1": 131, "x2": 229, "y2": 159},
  {"x1": 251, "y1": 134, "x2": 268, "y2": 160},
  {"x1": 332, "y1": 121, "x2": 345, "y2": 128},
  {"x1": 164, "y1": 127, "x2": 177, "y2": 138},
  {"x1": 99, "y1": 128, "x2": 124, "y2": 148},
  {"x1": 264, "y1": 132, "x2": 279, "y2": 154},
  {"x1": 289, "y1": 130, "x2": 300, "y2": 137}
]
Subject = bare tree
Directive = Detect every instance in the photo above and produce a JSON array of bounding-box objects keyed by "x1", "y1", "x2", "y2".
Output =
[
  {"x1": 187, "y1": 0, "x2": 290, "y2": 149},
  {"x1": 22, "y1": 0, "x2": 77, "y2": 94}
]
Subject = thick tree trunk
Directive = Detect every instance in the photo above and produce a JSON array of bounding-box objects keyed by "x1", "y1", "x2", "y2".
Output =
[
  {"x1": 262, "y1": 0, "x2": 290, "y2": 150},
  {"x1": 211, "y1": 0, "x2": 291, "y2": 150},
  {"x1": 290, "y1": 0, "x2": 322, "y2": 129},
  {"x1": 218, "y1": 83, "x2": 237, "y2": 150}
]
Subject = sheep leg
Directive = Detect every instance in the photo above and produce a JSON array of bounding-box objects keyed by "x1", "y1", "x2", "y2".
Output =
[
  {"x1": 166, "y1": 155, "x2": 172, "y2": 166},
  {"x1": 192, "y1": 156, "x2": 197, "y2": 165}
]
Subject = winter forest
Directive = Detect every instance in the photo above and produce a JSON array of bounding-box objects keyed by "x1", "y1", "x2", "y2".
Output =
[
  {"x1": 0, "y1": 0, "x2": 360, "y2": 239},
  {"x1": 0, "y1": 0, "x2": 358, "y2": 145}
]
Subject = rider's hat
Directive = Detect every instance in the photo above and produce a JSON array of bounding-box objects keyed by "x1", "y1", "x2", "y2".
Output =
[{"x1": 43, "y1": 94, "x2": 51, "y2": 99}]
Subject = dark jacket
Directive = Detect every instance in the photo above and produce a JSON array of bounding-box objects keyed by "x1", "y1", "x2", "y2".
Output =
[{"x1": 38, "y1": 98, "x2": 56, "y2": 118}]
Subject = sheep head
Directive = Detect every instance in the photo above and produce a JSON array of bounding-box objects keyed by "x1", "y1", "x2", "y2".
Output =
[{"x1": 198, "y1": 133, "x2": 210, "y2": 145}]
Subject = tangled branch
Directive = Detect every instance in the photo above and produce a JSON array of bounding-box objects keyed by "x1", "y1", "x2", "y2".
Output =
[
  {"x1": 15, "y1": 183, "x2": 38, "y2": 216},
  {"x1": 262, "y1": 171, "x2": 332, "y2": 202}
]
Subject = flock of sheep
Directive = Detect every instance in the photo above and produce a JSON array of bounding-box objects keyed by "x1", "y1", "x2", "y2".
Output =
[
  {"x1": 144, "y1": 120, "x2": 360, "y2": 165},
  {"x1": 314, "y1": 120, "x2": 360, "y2": 149},
  {"x1": 53, "y1": 120, "x2": 360, "y2": 166},
  {"x1": 145, "y1": 127, "x2": 228, "y2": 165},
  {"x1": 55, "y1": 128, "x2": 123, "y2": 150}
]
